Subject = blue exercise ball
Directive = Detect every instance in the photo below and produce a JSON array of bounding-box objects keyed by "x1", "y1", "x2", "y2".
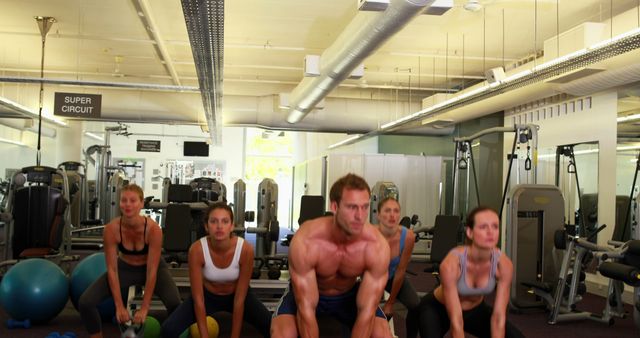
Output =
[
  {"x1": 0, "y1": 258, "x2": 69, "y2": 323},
  {"x1": 69, "y1": 252, "x2": 115, "y2": 320}
]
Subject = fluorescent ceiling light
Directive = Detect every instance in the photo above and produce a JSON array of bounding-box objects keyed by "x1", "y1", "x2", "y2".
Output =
[
  {"x1": 617, "y1": 145, "x2": 640, "y2": 151},
  {"x1": 539, "y1": 145, "x2": 640, "y2": 159},
  {"x1": 328, "y1": 135, "x2": 362, "y2": 149},
  {"x1": 84, "y1": 132, "x2": 104, "y2": 142},
  {"x1": 617, "y1": 113, "x2": 640, "y2": 123},
  {"x1": 328, "y1": 27, "x2": 640, "y2": 150},
  {"x1": 0, "y1": 97, "x2": 68, "y2": 127},
  {"x1": 0, "y1": 137, "x2": 27, "y2": 146}
]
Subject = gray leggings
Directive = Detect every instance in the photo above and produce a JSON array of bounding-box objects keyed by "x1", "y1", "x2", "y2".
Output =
[
  {"x1": 79, "y1": 258, "x2": 181, "y2": 334},
  {"x1": 385, "y1": 276, "x2": 420, "y2": 311}
]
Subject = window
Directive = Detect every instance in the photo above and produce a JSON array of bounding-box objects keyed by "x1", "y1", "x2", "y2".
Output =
[{"x1": 243, "y1": 128, "x2": 293, "y2": 230}]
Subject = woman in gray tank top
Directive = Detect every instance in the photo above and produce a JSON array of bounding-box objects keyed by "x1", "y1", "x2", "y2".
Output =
[{"x1": 407, "y1": 206, "x2": 524, "y2": 338}]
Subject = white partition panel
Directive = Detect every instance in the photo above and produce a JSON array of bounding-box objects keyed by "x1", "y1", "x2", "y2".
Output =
[
  {"x1": 402, "y1": 155, "x2": 428, "y2": 222},
  {"x1": 326, "y1": 154, "x2": 365, "y2": 196},
  {"x1": 364, "y1": 154, "x2": 385, "y2": 187},
  {"x1": 306, "y1": 157, "x2": 325, "y2": 196},
  {"x1": 424, "y1": 156, "x2": 444, "y2": 225},
  {"x1": 291, "y1": 162, "x2": 308, "y2": 230},
  {"x1": 291, "y1": 157, "x2": 327, "y2": 230}
]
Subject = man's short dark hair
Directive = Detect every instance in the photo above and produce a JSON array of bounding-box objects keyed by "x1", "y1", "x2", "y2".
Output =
[{"x1": 329, "y1": 173, "x2": 371, "y2": 205}]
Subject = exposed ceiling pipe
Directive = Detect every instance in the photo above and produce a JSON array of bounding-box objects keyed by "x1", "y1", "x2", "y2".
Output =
[
  {"x1": 0, "y1": 96, "x2": 67, "y2": 127},
  {"x1": 286, "y1": 0, "x2": 437, "y2": 124},
  {"x1": 329, "y1": 27, "x2": 640, "y2": 148},
  {"x1": 0, "y1": 76, "x2": 455, "y2": 93},
  {"x1": 0, "y1": 118, "x2": 57, "y2": 138},
  {"x1": 132, "y1": 0, "x2": 182, "y2": 86},
  {"x1": 223, "y1": 94, "x2": 453, "y2": 135},
  {"x1": 0, "y1": 76, "x2": 198, "y2": 92}
]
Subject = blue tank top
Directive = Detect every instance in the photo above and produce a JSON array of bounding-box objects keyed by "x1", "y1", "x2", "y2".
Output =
[
  {"x1": 388, "y1": 227, "x2": 407, "y2": 279},
  {"x1": 455, "y1": 247, "x2": 501, "y2": 296}
]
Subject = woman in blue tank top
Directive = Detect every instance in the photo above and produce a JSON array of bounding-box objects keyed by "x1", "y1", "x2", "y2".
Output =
[
  {"x1": 161, "y1": 202, "x2": 271, "y2": 338},
  {"x1": 376, "y1": 198, "x2": 420, "y2": 324},
  {"x1": 407, "y1": 206, "x2": 524, "y2": 338}
]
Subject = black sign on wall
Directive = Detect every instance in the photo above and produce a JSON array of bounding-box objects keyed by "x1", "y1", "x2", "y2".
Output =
[
  {"x1": 137, "y1": 140, "x2": 161, "y2": 153},
  {"x1": 53, "y1": 92, "x2": 102, "y2": 118}
]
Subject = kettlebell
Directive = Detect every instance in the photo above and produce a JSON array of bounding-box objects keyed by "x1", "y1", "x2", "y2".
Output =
[{"x1": 119, "y1": 322, "x2": 144, "y2": 338}]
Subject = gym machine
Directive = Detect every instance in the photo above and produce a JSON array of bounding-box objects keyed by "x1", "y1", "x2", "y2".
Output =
[
  {"x1": 1, "y1": 166, "x2": 77, "y2": 269},
  {"x1": 57, "y1": 161, "x2": 86, "y2": 229},
  {"x1": 83, "y1": 123, "x2": 131, "y2": 225},
  {"x1": 189, "y1": 177, "x2": 227, "y2": 203},
  {"x1": 370, "y1": 181, "x2": 399, "y2": 225},
  {"x1": 231, "y1": 179, "x2": 255, "y2": 237},
  {"x1": 452, "y1": 124, "x2": 539, "y2": 219},
  {"x1": 247, "y1": 178, "x2": 280, "y2": 259},
  {"x1": 505, "y1": 185, "x2": 565, "y2": 309}
]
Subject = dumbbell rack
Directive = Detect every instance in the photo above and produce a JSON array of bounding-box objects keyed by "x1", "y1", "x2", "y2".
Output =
[{"x1": 126, "y1": 268, "x2": 289, "y2": 312}]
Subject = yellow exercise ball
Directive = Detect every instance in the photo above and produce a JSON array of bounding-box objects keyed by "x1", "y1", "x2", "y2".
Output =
[{"x1": 189, "y1": 316, "x2": 219, "y2": 338}]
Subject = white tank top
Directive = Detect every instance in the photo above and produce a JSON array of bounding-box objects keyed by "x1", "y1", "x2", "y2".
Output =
[{"x1": 200, "y1": 236, "x2": 244, "y2": 283}]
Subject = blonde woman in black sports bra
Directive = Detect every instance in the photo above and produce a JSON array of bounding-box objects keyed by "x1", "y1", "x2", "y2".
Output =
[
  {"x1": 407, "y1": 206, "x2": 524, "y2": 338},
  {"x1": 161, "y1": 202, "x2": 271, "y2": 338},
  {"x1": 79, "y1": 184, "x2": 181, "y2": 338}
]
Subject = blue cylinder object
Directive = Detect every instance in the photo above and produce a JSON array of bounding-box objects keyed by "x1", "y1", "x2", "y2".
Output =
[{"x1": 0, "y1": 259, "x2": 69, "y2": 323}]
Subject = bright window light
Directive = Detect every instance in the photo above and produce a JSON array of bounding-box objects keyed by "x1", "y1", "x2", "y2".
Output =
[
  {"x1": 0, "y1": 137, "x2": 27, "y2": 146},
  {"x1": 84, "y1": 132, "x2": 104, "y2": 142}
]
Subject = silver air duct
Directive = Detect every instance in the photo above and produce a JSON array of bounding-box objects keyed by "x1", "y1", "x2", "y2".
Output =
[
  {"x1": 556, "y1": 63, "x2": 640, "y2": 97},
  {"x1": 286, "y1": 0, "x2": 435, "y2": 124}
]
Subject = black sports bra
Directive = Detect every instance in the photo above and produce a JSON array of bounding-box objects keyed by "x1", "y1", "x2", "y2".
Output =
[{"x1": 118, "y1": 217, "x2": 149, "y2": 256}]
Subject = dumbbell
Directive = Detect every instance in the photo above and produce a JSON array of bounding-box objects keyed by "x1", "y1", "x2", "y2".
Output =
[
  {"x1": 268, "y1": 266, "x2": 281, "y2": 280},
  {"x1": 6, "y1": 318, "x2": 31, "y2": 329},
  {"x1": 252, "y1": 267, "x2": 262, "y2": 279},
  {"x1": 252, "y1": 258, "x2": 264, "y2": 279}
]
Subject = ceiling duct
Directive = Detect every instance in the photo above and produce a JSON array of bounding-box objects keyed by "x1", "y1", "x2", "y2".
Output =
[
  {"x1": 0, "y1": 118, "x2": 57, "y2": 138},
  {"x1": 286, "y1": 0, "x2": 436, "y2": 124},
  {"x1": 180, "y1": 0, "x2": 224, "y2": 144},
  {"x1": 224, "y1": 94, "x2": 453, "y2": 135},
  {"x1": 331, "y1": 28, "x2": 640, "y2": 148},
  {"x1": 389, "y1": 28, "x2": 640, "y2": 131},
  {"x1": 556, "y1": 63, "x2": 640, "y2": 96},
  {"x1": 0, "y1": 96, "x2": 67, "y2": 127}
]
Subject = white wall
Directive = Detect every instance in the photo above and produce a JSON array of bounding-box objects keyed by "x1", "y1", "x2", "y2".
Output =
[
  {"x1": 0, "y1": 123, "x2": 58, "y2": 179},
  {"x1": 83, "y1": 122, "x2": 245, "y2": 201},
  {"x1": 292, "y1": 132, "x2": 379, "y2": 164}
]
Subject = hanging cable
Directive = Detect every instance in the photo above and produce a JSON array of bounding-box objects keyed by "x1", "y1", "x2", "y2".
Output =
[
  {"x1": 568, "y1": 146, "x2": 587, "y2": 236},
  {"x1": 467, "y1": 141, "x2": 481, "y2": 207},
  {"x1": 499, "y1": 133, "x2": 519, "y2": 220},
  {"x1": 34, "y1": 16, "x2": 56, "y2": 166},
  {"x1": 622, "y1": 151, "x2": 640, "y2": 241}
]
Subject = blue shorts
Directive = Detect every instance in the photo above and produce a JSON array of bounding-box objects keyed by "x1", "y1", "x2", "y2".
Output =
[{"x1": 274, "y1": 282, "x2": 386, "y2": 327}]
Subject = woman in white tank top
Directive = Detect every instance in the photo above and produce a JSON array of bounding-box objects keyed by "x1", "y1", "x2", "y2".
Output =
[{"x1": 161, "y1": 203, "x2": 272, "y2": 338}]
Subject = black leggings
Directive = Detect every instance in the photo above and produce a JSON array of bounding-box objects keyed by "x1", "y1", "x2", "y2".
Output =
[
  {"x1": 79, "y1": 258, "x2": 181, "y2": 334},
  {"x1": 385, "y1": 277, "x2": 420, "y2": 311},
  {"x1": 406, "y1": 293, "x2": 525, "y2": 338},
  {"x1": 161, "y1": 287, "x2": 271, "y2": 337}
]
